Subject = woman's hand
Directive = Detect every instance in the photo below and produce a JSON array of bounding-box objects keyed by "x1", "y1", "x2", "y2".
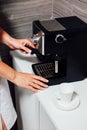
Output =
[
  {"x1": 0, "y1": 61, "x2": 49, "y2": 93},
  {"x1": 0, "y1": 28, "x2": 35, "y2": 53},
  {"x1": 9, "y1": 38, "x2": 35, "y2": 54},
  {"x1": 12, "y1": 72, "x2": 49, "y2": 92}
]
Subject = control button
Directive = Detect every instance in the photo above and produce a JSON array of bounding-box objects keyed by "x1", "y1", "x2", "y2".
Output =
[{"x1": 55, "y1": 34, "x2": 66, "y2": 44}]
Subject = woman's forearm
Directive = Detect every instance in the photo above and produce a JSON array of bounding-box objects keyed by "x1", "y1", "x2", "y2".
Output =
[
  {"x1": 0, "y1": 28, "x2": 14, "y2": 47},
  {"x1": 0, "y1": 61, "x2": 16, "y2": 82}
]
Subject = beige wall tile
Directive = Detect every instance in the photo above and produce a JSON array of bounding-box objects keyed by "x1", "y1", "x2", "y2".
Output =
[
  {"x1": 0, "y1": 0, "x2": 52, "y2": 38},
  {"x1": 53, "y1": 0, "x2": 87, "y2": 23}
]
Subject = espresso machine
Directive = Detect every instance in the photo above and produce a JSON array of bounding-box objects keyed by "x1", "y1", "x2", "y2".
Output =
[{"x1": 31, "y1": 16, "x2": 87, "y2": 85}]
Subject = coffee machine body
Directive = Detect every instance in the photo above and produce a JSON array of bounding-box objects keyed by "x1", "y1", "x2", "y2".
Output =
[{"x1": 32, "y1": 16, "x2": 87, "y2": 85}]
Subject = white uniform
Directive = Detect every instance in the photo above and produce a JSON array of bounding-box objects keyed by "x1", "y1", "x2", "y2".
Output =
[
  {"x1": 0, "y1": 115, "x2": 2, "y2": 130},
  {"x1": 0, "y1": 58, "x2": 17, "y2": 130}
]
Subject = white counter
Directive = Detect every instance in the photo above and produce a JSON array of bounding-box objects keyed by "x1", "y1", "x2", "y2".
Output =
[
  {"x1": 37, "y1": 80, "x2": 87, "y2": 130},
  {"x1": 11, "y1": 50, "x2": 87, "y2": 130}
]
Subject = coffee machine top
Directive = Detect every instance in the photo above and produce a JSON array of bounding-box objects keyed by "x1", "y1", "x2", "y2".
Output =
[{"x1": 33, "y1": 16, "x2": 87, "y2": 34}]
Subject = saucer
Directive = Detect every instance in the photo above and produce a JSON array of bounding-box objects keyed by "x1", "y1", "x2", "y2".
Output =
[{"x1": 55, "y1": 92, "x2": 80, "y2": 111}]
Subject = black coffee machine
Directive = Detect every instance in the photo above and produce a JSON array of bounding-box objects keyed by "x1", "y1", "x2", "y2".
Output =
[{"x1": 31, "y1": 16, "x2": 87, "y2": 85}]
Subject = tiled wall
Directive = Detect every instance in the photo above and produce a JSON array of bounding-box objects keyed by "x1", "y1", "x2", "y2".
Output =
[
  {"x1": 53, "y1": 0, "x2": 87, "y2": 23},
  {"x1": 0, "y1": 0, "x2": 87, "y2": 39},
  {"x1": 0, "y1": 0, "x2": 52, "y2": 38}
]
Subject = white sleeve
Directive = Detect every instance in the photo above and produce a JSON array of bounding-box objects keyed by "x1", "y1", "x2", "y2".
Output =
[
  {"x1": 0, "y1": 78, "x2": 17, "y2": 130},
  {"x1": 0, "y1": 85, "x2": 2, "y2": 130},
  {"x1": 0, "y1": 81, "x2": 2, "y2": 130},
  {"x1": 0, "y1": 115, "x2": 2, "y2": 130}
]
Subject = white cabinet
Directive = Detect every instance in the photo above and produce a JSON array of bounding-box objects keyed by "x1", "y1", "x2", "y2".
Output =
[
  {"x1": 15, "y1": 87, "x2": 39, "y2": 130},
  {"x1": 40, "y1": 104, "x2": 57, "y2": 130},
  {"x1": 11, "y1": 50, "x2": 87, "y2": 130}
]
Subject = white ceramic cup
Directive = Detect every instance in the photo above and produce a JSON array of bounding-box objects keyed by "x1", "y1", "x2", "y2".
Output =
[{"x1": 58, "y1": 83, "x2": 75, "y2": 104}]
